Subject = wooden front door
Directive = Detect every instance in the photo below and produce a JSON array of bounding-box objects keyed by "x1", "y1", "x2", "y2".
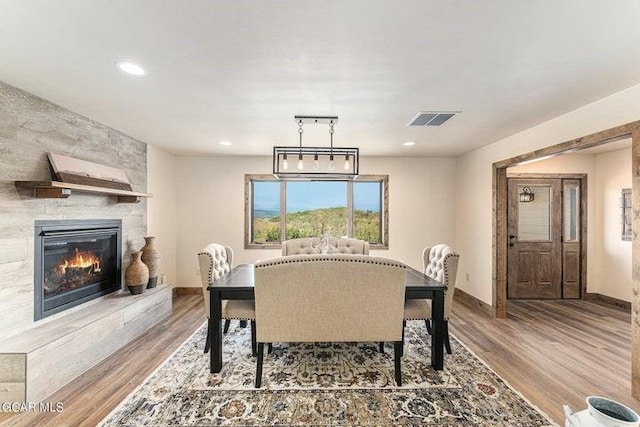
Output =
[{"x1": 507, "y1": 178, "x2": 582, "y2": 299}]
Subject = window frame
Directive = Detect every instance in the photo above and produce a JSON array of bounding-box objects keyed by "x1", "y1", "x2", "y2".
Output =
[{"x1": 244, "y1": 174, "x2": 389, "y2": 249}]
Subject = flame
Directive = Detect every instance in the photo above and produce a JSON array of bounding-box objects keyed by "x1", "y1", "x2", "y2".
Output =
[{"x1": 57, "y1": 248, "x2": 101, "y2": 274}]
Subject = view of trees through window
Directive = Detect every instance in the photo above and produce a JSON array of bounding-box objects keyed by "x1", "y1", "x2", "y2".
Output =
[
  {"x1": 286, "y1": 181, "x2": 347, "y2": 239},
  {"x1": 249, "y1": 176, "x2": 386, "y2": 247},
  {"x1": 252, "y1": 181, "x2": 280, "y2": 243},
  {"x1": 353, "y1": 181, "x2": 382, "y2": 242}
]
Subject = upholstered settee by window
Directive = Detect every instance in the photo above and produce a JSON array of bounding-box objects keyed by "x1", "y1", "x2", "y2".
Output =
[
  {"x1": 253, "y1": 253, "x2": 405, "y2": 387},
  {"x1": 281, "y1": 236, "x2": 370, "y2": 256}
]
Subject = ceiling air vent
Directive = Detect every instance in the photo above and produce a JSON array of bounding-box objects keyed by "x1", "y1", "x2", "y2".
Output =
[{"x1": 407, "y1": 111, "x2": 459, "y2": 127}]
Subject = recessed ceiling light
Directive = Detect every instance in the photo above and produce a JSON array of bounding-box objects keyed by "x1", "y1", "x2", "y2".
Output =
[
  {"x1": 115, "y1": 61, "x2": 146, "y2": 76},
  {"x1": 403, "y1": 141, "x2": 416, "y2": 146},
  {"x1": 219, "y1": 141, "x2": 232, "y2": 146}
]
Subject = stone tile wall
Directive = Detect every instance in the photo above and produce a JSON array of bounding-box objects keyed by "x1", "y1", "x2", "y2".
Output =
[{"x1": 0, "y1": 81, "x2": 147, "y2": 340}]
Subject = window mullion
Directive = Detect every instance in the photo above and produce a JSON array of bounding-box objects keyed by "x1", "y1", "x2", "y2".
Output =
[
  {"x1": 347, "y1": 181, "x2": 354, "y2": 238},
  {"x1": 280, "y1": 180, "x2": 287, "y2": 242}
]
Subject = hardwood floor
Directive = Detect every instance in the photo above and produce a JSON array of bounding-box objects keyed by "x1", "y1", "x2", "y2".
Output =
[
  {"x1": 0, "y1": 294, "x2": 206, "y2": 427},
  {"x1": 450, "y1": 297, "x2": 636, "y2": 423},
  {"x1": 0, "y1": 293, "x2": 636, "y2": 426}
]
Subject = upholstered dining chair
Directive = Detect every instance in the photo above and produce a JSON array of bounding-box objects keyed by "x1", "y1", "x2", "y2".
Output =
[
  {"x1": 197, "y1": 243, "x2": 256, "y2": 355},
  {"x1": 403, "y1": 244, "x2": 460, "y2": 354}
]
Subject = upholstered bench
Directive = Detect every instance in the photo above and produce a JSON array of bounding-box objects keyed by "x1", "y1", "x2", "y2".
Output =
[
  {"x1": 253, "y1": 254, "x2": 405, "y2": 388},
  {"x1": 281, "y1": 236, "x2": 369, "y2": 255}
]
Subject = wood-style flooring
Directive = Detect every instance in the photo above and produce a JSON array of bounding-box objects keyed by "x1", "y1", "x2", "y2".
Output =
[
  {"x1": 0, "y1": 293, "x2": 636, "y2": 426},
  {"x1": 0, "y1": 294, "x2": 205, "y2": 427},
  {"x1": 450, "y1": 297, "x2": 636, "y2": 423}
]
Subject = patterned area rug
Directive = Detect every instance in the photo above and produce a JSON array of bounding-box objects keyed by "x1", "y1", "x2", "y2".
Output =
[{"x1": 99, "y1": 321, "x2": 555, "y2": 426}]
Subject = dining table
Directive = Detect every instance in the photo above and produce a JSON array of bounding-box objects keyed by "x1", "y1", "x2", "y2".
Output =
[{"x1": 207, "y1": 263, "x2": 446, "y2": 373}]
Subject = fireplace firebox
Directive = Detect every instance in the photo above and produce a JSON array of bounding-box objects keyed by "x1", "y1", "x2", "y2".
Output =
[{"x1": 34, "y1": 219, "x2": 122, "y2": 320}]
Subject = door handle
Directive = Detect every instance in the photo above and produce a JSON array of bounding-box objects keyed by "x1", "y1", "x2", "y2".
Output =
[
  {"x1": 509, "y1": 234, "x2": 516, "y2": 239},
  {"x1": 509, "y1": 242, "x2": 514, "y2": 247}
]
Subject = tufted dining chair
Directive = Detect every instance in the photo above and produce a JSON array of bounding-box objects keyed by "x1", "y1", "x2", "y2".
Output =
[
  {"x1": 198, "y1": 243, "x2": 256, "y2": 355},
  {"x1": 403, "y1": 244, "x2": 460, "y2": 354}
]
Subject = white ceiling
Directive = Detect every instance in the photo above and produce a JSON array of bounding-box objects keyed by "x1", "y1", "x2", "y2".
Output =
[{"x1": 1, "y1": 1, "x2": 640, "y2": 157}]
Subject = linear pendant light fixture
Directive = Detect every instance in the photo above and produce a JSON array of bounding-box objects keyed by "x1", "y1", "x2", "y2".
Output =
[{"x1": 273, "y1": 116, "x2": 359, "y2": 180}]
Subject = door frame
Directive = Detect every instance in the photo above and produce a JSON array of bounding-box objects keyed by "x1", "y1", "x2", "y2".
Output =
[
  {"x1": 492, "y1": 120, "x2": 640, "y2": 398},
  {"x1": 506, "y1": 174, "x2": 587, "y2": 299}
]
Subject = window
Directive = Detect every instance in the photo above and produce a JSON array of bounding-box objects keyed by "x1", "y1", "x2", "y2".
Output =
[
  {"x1": 353, "y1": 181, "x2": 382, "y2": 243},
  {"x1": 251, "y1": 181, "x2": 281, "y2": 244},
  {"x1": 245, "y1": 174, "x2": 388, "y2": 249},
  {"x1": 286, "y1": 181, "x2": 348, "y2": 239}
]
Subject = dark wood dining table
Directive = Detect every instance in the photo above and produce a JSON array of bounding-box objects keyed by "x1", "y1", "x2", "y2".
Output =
[{"x1": 208, "y1": 263, "x2": 446, "y2": 373}]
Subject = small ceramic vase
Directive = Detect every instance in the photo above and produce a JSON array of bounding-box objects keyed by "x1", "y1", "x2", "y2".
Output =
[
  {"x1": 140, "y1": 236, "x2": 161, "y2": 288},
  {"x1": 125, "y1": 251, "x2": 149, "y2": 295}
]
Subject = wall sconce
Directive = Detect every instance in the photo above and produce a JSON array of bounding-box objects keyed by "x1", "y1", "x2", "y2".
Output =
[{"x1": 519, "y1": 187, "x2": 534, "y2": 203}]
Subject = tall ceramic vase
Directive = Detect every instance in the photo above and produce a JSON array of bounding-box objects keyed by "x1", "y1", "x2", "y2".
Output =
[
  {"x1": 141, "y1": 236, "x2": 161, "y2": 288},
  {"x1": 125, "y1": 251, "x2": 149, "y2": 295}
]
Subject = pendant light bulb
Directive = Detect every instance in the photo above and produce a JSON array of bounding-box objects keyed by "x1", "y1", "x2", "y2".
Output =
[
  {"x1": 344, "y1": 155, "x2": 350, "y2": 171},
  {"x1": 297, "y1": 154, "x2": 304, "y2": 170},
  {"x1": 328, "y1": 155, "x2": 335, "y2": 171},
  {"x1": 283, "y1": 154, "x2": 288, "y2": 170},
  {"x1": 313, "y1": 153, "x2": 320, "y2": 170}
]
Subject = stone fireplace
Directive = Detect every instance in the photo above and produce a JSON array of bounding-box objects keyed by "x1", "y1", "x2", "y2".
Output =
[
  {"x1": 1, "y1": 216, "x2": 172, "y2": 404},
  {"x1": 0, "y1": 81, "x2": 174, "y2": 404},
  {"x1": 34, "y1": 219, "x2": 122, "y2": 320}
]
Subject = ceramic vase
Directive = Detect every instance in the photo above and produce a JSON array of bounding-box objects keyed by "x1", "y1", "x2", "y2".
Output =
[
  {"x1": 125, "y1": 251, "x2": 148, "y2": 295},
  {"x1": 140, "y1": 236, "x2": 161, "y2": 288}
]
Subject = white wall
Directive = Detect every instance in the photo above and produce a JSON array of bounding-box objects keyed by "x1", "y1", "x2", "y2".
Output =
[
  {"x1": 147, "y1": 145, "x2": 177, "y2": 286},
  {"x1": 174, "y1": 156, "x2": 457, "y2": 287},
  {"x1": 456, "y1": 83, "x2": 640, "y2": 305},
  {"x1": 593, "y1": 148, "x2": 633, "y2": 300}
]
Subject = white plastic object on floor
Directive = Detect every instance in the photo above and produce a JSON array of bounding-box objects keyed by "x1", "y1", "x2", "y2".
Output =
[{"x1": 564, "y1": 396, "x2": 639, "y2": 427}]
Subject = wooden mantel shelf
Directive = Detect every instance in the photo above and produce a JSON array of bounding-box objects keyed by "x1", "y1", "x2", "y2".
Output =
[{"x1": 15, "y1": 181, "x2": 153, "y2": 203}]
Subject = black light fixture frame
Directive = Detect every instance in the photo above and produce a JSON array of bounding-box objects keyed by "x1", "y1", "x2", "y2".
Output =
[
  {"x1": 273, "y1": 115, "x2": 359, "y2": 180},
  {"x1": 273, "y1": 146, "x2": 359, "y2": 180}
]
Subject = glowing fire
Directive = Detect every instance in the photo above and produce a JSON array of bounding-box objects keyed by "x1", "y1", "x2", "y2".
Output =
[{"x1": 57, "y1": 248, "x2": 101, "y2": 275}]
